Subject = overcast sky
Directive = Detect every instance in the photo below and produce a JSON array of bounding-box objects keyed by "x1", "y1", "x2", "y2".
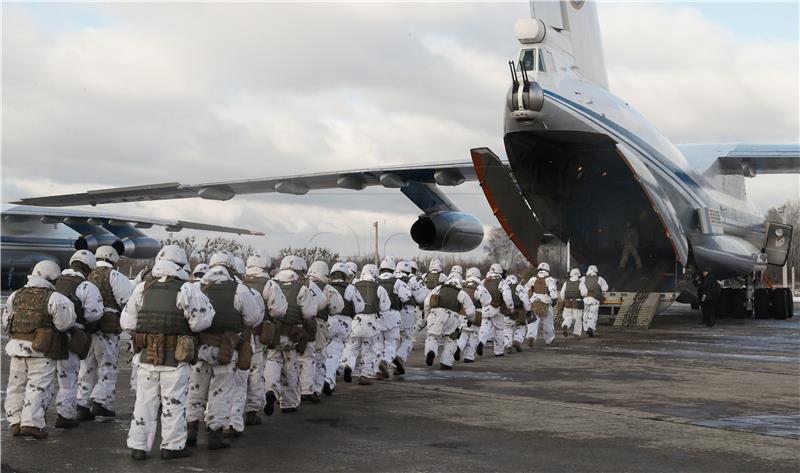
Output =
[{"x1": 3, "y1": 1, "x2": 799, "y2": 261}]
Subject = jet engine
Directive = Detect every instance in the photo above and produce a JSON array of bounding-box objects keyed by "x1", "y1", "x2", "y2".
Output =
[
  {"x1": 410, "y1": 211, "x2": 483, "y2": 252},
  {"x1": 117, "y1": 237, "x2": 161, "y2": 259}
]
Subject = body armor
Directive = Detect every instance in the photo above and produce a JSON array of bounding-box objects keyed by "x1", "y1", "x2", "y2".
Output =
[
  {"x1": 54, "y1": 274, "x2": 90, "y2": 329},
  {"x1": 509, "y1": 283, "x2": 523, "y2": 309},
  {"x1": 355, "y1": 280, "x2": 379, "y2": 314},
  {"x1": 563, "y1": 280, "x2": 581, "y2": 301},
  {"x1": 424, "y1": 271, "x2": 441, "y2": 290},
  {"x1": 432, "y1": 285, "x2": 461, "y2": 313},
  {"x1": 243, "y1": 275, "x2": 269, "y2": 296},
  {"x1": 88, "y1": 267, "x2": 121, "y2": 312},
  {"x1": 280, "y1": 279, "x2": 306, "y2": 325},
  {"x1": 463, "y1": 280, "x2": 481, "y2": 307},
  {"x1": 135, "y1": 278, "x2": 191, "y2": 335},
  {"x1": 584, "y1": 275, "x2": 602, "y2": 299},
  {"x1": 9, "y1": 287, "x2": 54, "y2": 334},
  {"x1": 203, "y1": 280, "x2": 244, "y2": 333},
  {"x1": 330, "y1": 281, "x2": 355, "y2": 317},
  {"x1": 530, "y1": 277, "x2": 547, "y2": 296},
  {"x1": 379, "y1": 276, "x2": 402, "y2": 311},
  {"x1": 483, "y1": 277, "x2": 504, "y2": 307}
]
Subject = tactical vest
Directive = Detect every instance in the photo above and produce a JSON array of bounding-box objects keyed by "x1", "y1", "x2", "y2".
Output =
[
  {"x1": 424, "y1": 271, "x2": 441, "y2": 290},
  {"x1": 330, "y1": 281, "x2": 355, "y2": 317},
  {"x1": 203, "y1": 280, "x2": 244, "y2": 333},
  {"x1": 463, "y1": 280, "x2": 481, "y2": 306},
  {"x1": 584, "y1": 275, "x2": 601, "y2": 298},
  {"x1": 88, "y1": 266, "x2": 121, "y2": 312},
  {"x1": 509, "y1": 283, "x2": 523, "y2": 309},
  {"x1": 10, "y1": 287, "x2": 54, "y2": 334},
  {"x1": 135, "y1": 278, "x2": 191, "y2": 335},
  {"x1": 379, "y1": 276, "x2": 402, "y2": 310},
  {"x1": 243, "y1": 275, "x2": 269, "y2": 296},
  {"x1": 483, "y1": 277, "x2": 503, "y2": 307},
  {"x1": 531, "y1": 277, "x2": 548, "y2": 296},
  {"x1": 433, "y1": 284, "x2": 461, "y2": 313},
  {"x1": 280, "y1": 279, "x2": 305, "y2": 325},
  {"x1": 563, "y1": 280, "x2": 581, "y2": 300},
  {"x1": 54, "y1": 274, "x2": 86, "y2": 325},
  {"x1": 355, "y1": 280, "x2": 379, "y2": 314}
]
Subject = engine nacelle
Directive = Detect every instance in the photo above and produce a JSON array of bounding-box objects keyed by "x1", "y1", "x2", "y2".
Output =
[
  {"x1": 410, "y1": 211, "x2": 483, "y2": 252},
  {"x1": 119, "y1": 237, "x2": 161, "y2": 259},
  {"x1": 74, "y1": 234, "x2": 119, "y2": 253}
]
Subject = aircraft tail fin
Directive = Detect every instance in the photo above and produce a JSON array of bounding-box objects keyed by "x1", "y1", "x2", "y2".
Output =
[{"x1": 530, "y1": 0, "x2": 608, "y2": 89}]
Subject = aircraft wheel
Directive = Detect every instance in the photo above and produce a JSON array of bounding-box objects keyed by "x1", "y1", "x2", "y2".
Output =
[
  {"x1": 690, "y1": 303, "x2": 699, "y2": 310},
  {"x1": 753, "y1": 288, "x2": 771, "y2": 319},
  {"x1": 770, "y1": 289, "x2": 789, "y2": 320},
  {"x1": 780, "y1": 288, "x2": 794, "y2": 318},
  {"x1": 729, "y1": 289, "x2": 747, "y2": 318}
]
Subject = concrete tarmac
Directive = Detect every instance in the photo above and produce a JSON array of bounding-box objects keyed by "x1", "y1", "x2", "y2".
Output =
[{"x1": 2, "y1": 303, "x2": 799, "y2": 472}]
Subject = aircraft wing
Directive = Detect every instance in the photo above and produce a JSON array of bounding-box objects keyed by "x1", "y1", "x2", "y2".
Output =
[
  {"x1": 12, "y1": 161, "x2": 482, "y2": 207},
  {"x1": 2, "y1": 205, "x2": 264, "y2": 236},
  {"x1": 679, "y1": 143, "x2": 800, "y2": 177}
]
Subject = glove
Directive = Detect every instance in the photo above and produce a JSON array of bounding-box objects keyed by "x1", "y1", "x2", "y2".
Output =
[
  {"x1": 466, "y1": 320, "x2": 473, "y2": 328},
  {"x1": 551, "y1": 300, "x2": 557, "y2": 307}
]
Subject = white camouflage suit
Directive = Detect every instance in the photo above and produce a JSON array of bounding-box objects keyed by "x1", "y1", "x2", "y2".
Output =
[
  {"x1": 376, "y1": 272, "x2": 412, "y2": 371},
  {"x1": 55, "y1": 268, "x2": 103, "y2": 421},
  {"x1": 524, "y1": 271, "x2": 559, "y2": 344},
  {"x1": 477, "y1": 273, "x2": 515, "y2": 356},
  {"x1": 424, "y1": 277, "x2": 476, "y2": 367},
  {"x1": 228, "y1": 278, "x2": 266, "y2": 434},
  {"x1": 241, "y1": 267, "x2": 287, "y2": 418},
  {"x1": 121, "y1": 260, "x2": 215, "y2": 453},
  {"x1": 340, "y1": 270, "x2": 391, "y2": 379},
  {"x1": 458, "y1": 276, "x2": 487, "y2": 361},
  {"x1": 187, "y1": 266, "x2": 263, "y2": 432},
  {"x1": 78, "y1": 261, "x2": 133, "y2": 413},
  {"x1": 4, "y1": 276, "x2": 77, "y2": 429},
  {"x1": 264, "y1": 268, "x2": 316, "y2": 409},
  {"x1": 396, "y1": 272, "x2": 427, "y2": 363},
  {"x1": 504, "y1": 276, "x2": 532, "y2": 349},
  {"x1": 580, "y1": 271, "x2": 609, "y2": 333},
  {"x1": 299, "y1": 278, "x2": 343, "y2": 396},
  {"x1": 560, "y1": 272, "x2": 585, "y2": 337},
  {"x1": 324, "y1": 277, "x2": 365, "y2": 390}
]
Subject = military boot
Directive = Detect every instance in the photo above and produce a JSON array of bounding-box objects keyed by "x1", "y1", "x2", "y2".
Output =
[
  {"x1": 161, "y1": 448, "x2": 191, "y2": 460},
  {"x1": 207, "y1": 428, "x2": 231, "y2": 450},
  {"x1": 587, "y1": 328, "x2": 594, "y2": 337},
  {"x1": 358, "y1": 376, "x2": 372, "y2": 386},
  {"x1": 378, "y1": 360, "x2": 390, "y2": 379},
  {"x1": 476, "y1": 342, "x2": 484, "y2": 356},
  {"x1": 10, "y1": 424, "x2": 21, "y2": 436},
  {"x1": 91, "y1": 402, "x2": 115, "y2": 418},
  {"x1": 264, "y1": 391, "x2": 277, "y2": 417},
  {"x1": 244, "y1": 411, "x2": 262, "y2": 426},
  {"x1": 19, "y1": 426, "x2": 48, "y2": 439},
  {"x1": 322, "y1": 382, "x2": 333, "y2": 396},
  {"x1": 392, "y1": 357, "x2": 405, "y2": 375},
  {"x1": 513, "y1": 341, "x2": 523, "y2": 352},
  {"x1": 563, "y1": 327, "x2": 570, "y2": 337},
  {"x1": 186, "y1": 420, "x2": 199, "y2": 447},
  {"x1": 343, "y1": 366, "x2": 353, "y2": 383},
  {"x1": 130, "y1": 449, "x2": 147, "y2": 460},
  {"x1": 76, "y1": 405, "x2": 95, "y2": 421},
  {"x1": 527, "y1": 337, "x2": 535, "y2": 348},
  {"x1": 439, "y1": 363, "x2": 453, "y2": 371},
  {"x1": 425, "y1": 351, "x2": 435, "y2": 366},
  {"x1": 454, "y1": 347, "x2": 461, "y2": 361},
  {"x1": 55, "y1": 415, "x2": 79, "y2": 429}
]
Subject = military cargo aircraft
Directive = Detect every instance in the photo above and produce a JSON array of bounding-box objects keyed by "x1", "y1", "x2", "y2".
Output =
[{"x1": 12, "y1": 1, "x2": 799, "y2": 318}]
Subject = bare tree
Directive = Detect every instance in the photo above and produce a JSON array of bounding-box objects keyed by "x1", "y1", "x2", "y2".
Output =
[
  {"x1": 278, "y1": 246, "x2": 340, "y2": 265},
  {"x1": 483, "y1": 227, "x2": 526, "y2": 273}
]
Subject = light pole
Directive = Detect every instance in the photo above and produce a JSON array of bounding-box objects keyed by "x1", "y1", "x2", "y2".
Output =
[
  {"x1": 373, "y1": 221, "x2": 379, "y2": 266},
  {"x1": 308, "y1": 231, "x2": 331, "y2": 244}
]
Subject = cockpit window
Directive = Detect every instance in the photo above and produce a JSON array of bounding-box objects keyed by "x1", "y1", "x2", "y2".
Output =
[{"x1": 519, "y1": 48, "x2": 546, "y2": 72}]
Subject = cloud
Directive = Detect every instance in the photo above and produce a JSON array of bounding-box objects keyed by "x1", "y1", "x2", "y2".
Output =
[{"x1": 2, "y1": 2, "x2": 798, "y2": 259}]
